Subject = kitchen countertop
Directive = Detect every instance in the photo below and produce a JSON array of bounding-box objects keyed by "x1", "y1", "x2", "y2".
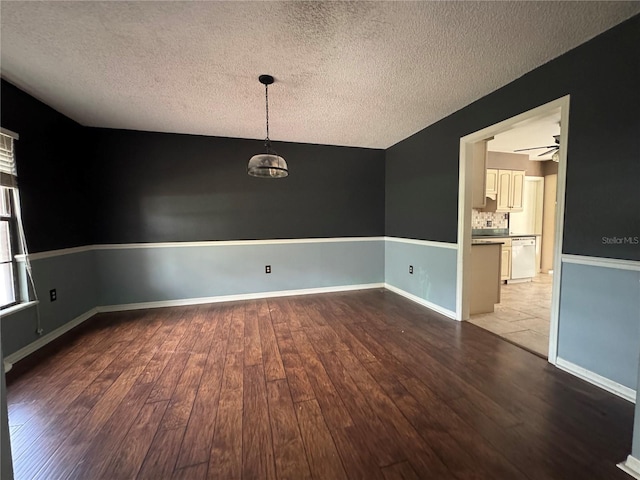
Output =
[
  {"x1": 472, "y1": 240, "x2": 505, "y2": 245},
  {"x1": 472, "y1": 233, "x2": 540, "y2": 239}
]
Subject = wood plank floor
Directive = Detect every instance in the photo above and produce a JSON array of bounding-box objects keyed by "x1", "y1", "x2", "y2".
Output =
[{"x1": 5, "y1": 289, "x2": 634, "y2": 480}]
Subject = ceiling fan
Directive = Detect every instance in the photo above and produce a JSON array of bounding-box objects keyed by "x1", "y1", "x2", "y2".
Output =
[{"x1": 514, "y1": 135, "x2": 560, "y2": 161}]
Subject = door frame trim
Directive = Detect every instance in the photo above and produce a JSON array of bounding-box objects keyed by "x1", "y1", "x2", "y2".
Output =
[{"x1": 456, "y1": 95, "x2": 570, "y2": 364}]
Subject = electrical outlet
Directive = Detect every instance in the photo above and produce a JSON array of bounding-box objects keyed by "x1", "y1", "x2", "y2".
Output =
[
  {"x1": 409, "y1": 265, "x2": 413, "y2": 274},
  {"x1": 49, "y1": 289, "x2": 57, "y2": 302},
  {"x1": 265, "y1": 265, "x2": 271, "y2": 274}
]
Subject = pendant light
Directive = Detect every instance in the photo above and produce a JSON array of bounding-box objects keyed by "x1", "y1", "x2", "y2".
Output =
[{"x1": 248, "y1": 74, "x2": 288, "y2": 178}]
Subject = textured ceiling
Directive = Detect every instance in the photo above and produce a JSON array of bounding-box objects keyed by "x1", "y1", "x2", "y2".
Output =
[{"x1": 1, "y1": 1, "x2": 639, "y2": 149}]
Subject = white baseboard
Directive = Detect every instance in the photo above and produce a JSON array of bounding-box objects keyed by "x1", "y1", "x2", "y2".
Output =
[
  {"x1": 556, "y1": 357, "x2": 636, "y2": 403},
  {"x1": 4, "y1": 307, "x2": 98, "y2": 366},
  {"x1": 618, "y1": 455, "x2": 640, "y2": 479},
  {"x1": 97, "y1": 283, "x2": 385, "y2": 313},
  {"x1": 384, "y1": 236, "x2": 458, "y2": 250},
  {"x1": 383, "y1": 283, "x2": 457, "y2": 320}
]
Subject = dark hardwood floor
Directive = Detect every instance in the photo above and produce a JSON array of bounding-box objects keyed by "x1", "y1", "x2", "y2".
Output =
[{"x1": 5, "y1": 289, "x2": 634, "y2": 479}]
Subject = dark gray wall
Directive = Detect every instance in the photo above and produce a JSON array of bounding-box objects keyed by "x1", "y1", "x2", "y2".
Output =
[
  {"x1": 386, "y1": 119, "x2": 459, "y2": 243},
  {"x1": 0, "y1": 80, "x2": 94, "y2": 253},
  {"x1": 89, "y1": 128, "x2": 385, "y2": 243},
  {"x1": 386, "y1": 15, "x2": 640, "y2": 261},
  {"x1": 1, "y1": 79, "x2": 385, "y2": 248}
]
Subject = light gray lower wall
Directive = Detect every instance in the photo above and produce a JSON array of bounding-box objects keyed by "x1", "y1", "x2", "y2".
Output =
[
  {"x1": 634, "y1": 356, "x2": 640, "y2": 458},
  {"x1": 384, "y1": 238, "x2": 457, "y2": 315},
  {"x1": 95, "y1": 240, "x2": 385, "y2": 306},
  {"x1": 2, "y1": 240, "x2": 383, "y2": 357},
  {"x1": 1, "y1": 250, "x2": 98, "y2": 357},
  {"x1": 557, "y1": 261, "x2": 640, "y2": 391}
]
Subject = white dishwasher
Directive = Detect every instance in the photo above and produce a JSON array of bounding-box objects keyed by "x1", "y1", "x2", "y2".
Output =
[{"x1": 510, "y1": 237, "x2": 536, "y2": 281}]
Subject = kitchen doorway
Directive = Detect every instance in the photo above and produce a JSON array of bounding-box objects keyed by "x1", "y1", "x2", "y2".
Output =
[
  {"x1": 456, "y1": 96, "x2": 569, "y2": 363},
  {"x1": 468, "y1": 174, "x2": 555, "y2": 357}
]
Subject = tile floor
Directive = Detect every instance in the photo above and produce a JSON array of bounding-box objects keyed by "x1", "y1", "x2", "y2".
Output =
[{"x1": 469, "y1": 273, "x2": 553, "y2": 357}]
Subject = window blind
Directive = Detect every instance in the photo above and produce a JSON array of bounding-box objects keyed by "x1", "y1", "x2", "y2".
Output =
[{"x1": 0, "y1": 132, "x2": 17, "y2": 187}]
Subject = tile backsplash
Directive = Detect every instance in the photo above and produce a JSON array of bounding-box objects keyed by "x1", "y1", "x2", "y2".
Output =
[{"x1": 472, "y1": 209, "x2": 508, "y2": 229}]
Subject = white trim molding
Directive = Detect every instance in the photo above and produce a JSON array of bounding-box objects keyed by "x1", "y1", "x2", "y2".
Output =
[
  {"x1": 20, "y1": 237, "x2": 460, "y2": 263},
  {"x1": 97, "y1": 283, "x2": 385, "y2": 313},
  {"x1": 384, "y1": 236, "x2": 458, "y2": 250},
  {"x1": 0, "y1": 300, "x2": 38, "y2": 317},
  {"x1": 4, "y1": 307, "x2": 98, "y2": 366},
  {"x1": 556, "y1": 357, "x2": 636, "y2": 403},
  {"x1": 384, "y1": 283, "x2": 457, "y2": 320},
  {"x1": 20, "y1": 237, "x2": 386, "y2": 260},
  {"x1": 95, "y1": 236, "x2": 385, "y2": 250},
  {"x1": 618, "y1": 455, "x2": 640, "y2": 480},
  {"x1": 0, "y1": 127, "x2": 19, "y2": 140},
  {"x1": 19, "y1": 245, "x2": 93, "y2": 261},
  {"x1": 562, "y1": 254, "x2": 640, "y2": 272}
]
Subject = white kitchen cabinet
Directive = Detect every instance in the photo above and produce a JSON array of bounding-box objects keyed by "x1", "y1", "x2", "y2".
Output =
[
  {"x1": 510, "y1": 170, "x2": 525, "y2": 211},
  {"x1": 501, "y1": 245, "x2": 512, "y2": 281},
  {"x1": 490, "y1": 237, "x2": 513, "y2": 281},
  {"x1": 495, "y1": 169, "x2": 525, "y2": 212},
  {"x1": 496, "y1": 170, "x2": 511, "y2": 210},
  {"x1": 486, "y1": 169, "x2": 498, "y2": 198}
]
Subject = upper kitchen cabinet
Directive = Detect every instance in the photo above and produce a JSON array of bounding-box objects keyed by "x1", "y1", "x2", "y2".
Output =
[
  {"x1": 471, "y1": 140, "x2": 489, "y2": 209},
  {"x1": 486, "y1": 169, "x2": 498, "y2": 197},
  {"x1": 495, "y1": 169, "x2": 525, "y2": 212}
]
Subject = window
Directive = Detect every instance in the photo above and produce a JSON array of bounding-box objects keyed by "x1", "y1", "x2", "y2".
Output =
[
  {"x1": 0, "y1": 130, "x2": 24, "y2": 310},
  {"x1": 1, "y1": 186, "x2": 19, "y2": 308}
]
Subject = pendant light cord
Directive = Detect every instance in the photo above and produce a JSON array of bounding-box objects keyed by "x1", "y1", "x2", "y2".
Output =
[{"x1": 264, "y1": 83, "x2": 270, "y2": 149}]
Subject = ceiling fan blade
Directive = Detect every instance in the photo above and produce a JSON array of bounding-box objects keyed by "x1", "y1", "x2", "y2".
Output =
[
  {"x1": 538, "y1": 148, "x2": 558, "y2": 156},
  {"x1": 514, "y1": 145, "x2": 557, "y2": 152}
]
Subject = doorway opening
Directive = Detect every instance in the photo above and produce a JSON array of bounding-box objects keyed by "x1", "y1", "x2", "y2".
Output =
[{"x1": 456, "y1": 96, "x2": 570, "y2": 363}]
